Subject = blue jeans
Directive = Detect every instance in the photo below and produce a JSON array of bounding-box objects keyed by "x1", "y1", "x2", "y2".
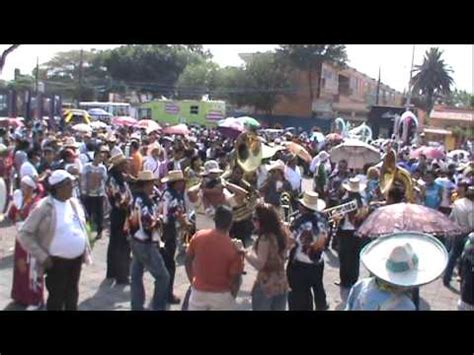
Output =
[
  {"x1": 251, "y1": 283, "x2": 287, "y2": 311},
  {"x1": 443, "y1": 235, "x2": 468, "y2": 285},
  {"x1": 130, "y1": 239, "x2": 170, "y2": 311}
]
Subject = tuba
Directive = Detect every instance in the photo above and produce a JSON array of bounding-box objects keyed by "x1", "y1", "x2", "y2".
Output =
[
  {"x1": 235, "y1": 131, "x2": 262, "y2": 173},
  {"x1": 380, "y1": 149, "x2": 415, "y2": 203}
]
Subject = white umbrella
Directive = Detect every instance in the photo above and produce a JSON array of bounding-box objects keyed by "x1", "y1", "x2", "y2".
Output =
[
  {"x1": 329, "y1": 138, "x2": 381, "y2": 170},
  {"x1": 447, "y1": 149, "x2": 470, "y2": 159},
  {"x1": 90, "y1": 121, "x2": 108, "y2": 129},
  {"x1": 72, "y1": 123, "x2": 93, "y2": 133}
]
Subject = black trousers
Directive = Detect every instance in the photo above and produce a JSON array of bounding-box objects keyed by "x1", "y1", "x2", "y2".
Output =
[
  {"x1": 338, "y1": 230, "x2": 361, "y2": 288},
  {"x1": 161, "y1": 223, "x2": 177, "y2": 298},
  {"x1": 45, "y1": 256, "x2": 83, "y2": 311},
  {"x1": 287, "y1": 260, "x2": 327, "y2": 311},
  {"x1": 82, "y1": 196, "x2": 104, "y2": 235},
  {"x1": 230, "y1": 219, "x2": 254, "y2": 248},
  {"x1": 107, "y1": 208, "x2": 130, "y2": 283}
]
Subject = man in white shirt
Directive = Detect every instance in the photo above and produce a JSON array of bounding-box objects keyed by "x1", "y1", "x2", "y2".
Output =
[
  {"x1": 20, "y1": 149, "x2": 41, "y2": 179},
  {"x1": 285, "y1": 154, "x2": 302, "y2": 194}
]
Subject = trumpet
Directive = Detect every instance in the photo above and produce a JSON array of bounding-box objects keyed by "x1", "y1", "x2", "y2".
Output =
[{"x1": 322, "y1": 199, "x2": 359, "y2": 224}]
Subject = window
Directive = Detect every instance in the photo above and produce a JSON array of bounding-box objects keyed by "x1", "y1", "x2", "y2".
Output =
[
  {"x1": 190, "y1": 105, "x2": 199, "y2": 115},
  {"x1": 0, "y1": 94, "x2": 8, "y2": 112}
]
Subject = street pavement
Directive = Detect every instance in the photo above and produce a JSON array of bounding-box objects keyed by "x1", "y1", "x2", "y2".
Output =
[{"x1": 0, "y1": 178, "x2": 462, "y2": 311}]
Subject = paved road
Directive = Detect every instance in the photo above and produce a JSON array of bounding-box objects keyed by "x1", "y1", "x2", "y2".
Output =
[{"x1": 0, "y1": 179, "x2": 462, "y2": 311}]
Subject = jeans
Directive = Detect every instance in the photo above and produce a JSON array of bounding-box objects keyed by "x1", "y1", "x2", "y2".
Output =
[
  {"x1": 443, "y1": 234, "x2": 468, "y2": 285},
  {"x1": 45, "y1": 256, "x2": 82, "y2": 311},
  {"x1": 287, "y1": 260, "x2": 327, "y2": 310},
  {"x1": 107, "y1": 208, "x2": 130, "y2": 283},
  {"x1": 82, "y1": 195, "x2": 104, "y2": 235},
  {"x1": 130, "y1": 239, "x2": 170, "y2": 311},
  {"x1": 338, "y1": 230, "x2": 361, "y2": 288},
  {"x1": 251, "y1": 284, "x2": 287, "y2": 311}
]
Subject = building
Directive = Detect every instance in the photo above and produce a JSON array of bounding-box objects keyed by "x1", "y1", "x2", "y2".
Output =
[
  {"x1": 238, "y1": 53, "x2": 403, "y2": 127},
  {"x1": 423, "y1": 105, "x2": 474, "y2": 150}
]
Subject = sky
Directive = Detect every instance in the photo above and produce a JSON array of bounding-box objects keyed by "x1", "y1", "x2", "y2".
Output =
[{"x1": 1, "y1": 44, "x2": 472, "y2": 94}]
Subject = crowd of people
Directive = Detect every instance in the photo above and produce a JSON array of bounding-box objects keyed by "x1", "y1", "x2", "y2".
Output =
[{"x1": 0, "y1": 118, "x2": 472, "y2": 311}]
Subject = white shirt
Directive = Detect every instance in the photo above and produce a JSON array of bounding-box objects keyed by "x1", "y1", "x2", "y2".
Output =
[
  {"x1": 20, "y1": 161, "x2": 38, "y2": 179},
  {"x1": 285, "y1": 166, "x2": 302, "y2": 192},
  {"x1": 143, "y1": 156, "x2": 161, "y2": 179},
  {"x1": 49, "y1": 198, "x2": 87, "y2": 259},
  {"x1": 111, "y1": 145, "x2": 123, "y2": 157}
]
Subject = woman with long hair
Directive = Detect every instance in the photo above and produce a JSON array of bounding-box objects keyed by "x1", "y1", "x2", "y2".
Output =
[
  {"x1": 242, "y1": 203, "x2": 290, "y2": 311},
  {"x1": 7, "y1": 176, "x2": 44, "y2": 309}
]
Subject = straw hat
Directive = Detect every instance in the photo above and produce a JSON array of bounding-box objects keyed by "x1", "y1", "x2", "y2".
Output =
[
  {"x1": 64, "y1": 137, "x2": 80, "y2": 149},
  {"x1": 201, "y1": 160, "x2": 224, "y2": 176},
  {"x1": 137, "y1": 170, "x2": 157, "y2": 182},
  {"x1": 361, "y1": 232, "x2": 448, "y2": 288},
  {"x1": 108, "y1": 153, "x2": 128, "y2": 169},
  {"x1": 161, "y1": 170, "x2": 185, "y2": 184},
  {"x1": 266, "y1": 159, "x2": 286, "y2": 173},
  {"x1": 342, "y1": 177, "x2": 367, "y2": 193},
  {"x1": 147, "y1": 142, "x2": 162, "y2": 156},
  {"x1": 298, "y1": 191, "x2": 326, "y2": 212}
]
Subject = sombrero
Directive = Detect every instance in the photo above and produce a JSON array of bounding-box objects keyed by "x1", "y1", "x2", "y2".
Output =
[
  {"x1": 298, "y1": 191, "x2": 326, "y2": 212},
  {"x1": 108, "y1": 153, "x2": 128, "y2": 169},
  {"x1": 161, "y1": 170, "x2": 185, "y2": 184},
  {"x1": 342, "y1": 177, "x2": 366, "y2": 193},
  {"x1": 360, "y1": 232, "x2": 448, "y2": 288},
  {"x1": 137, "y1": 170, "x2": 157, "y2": 182}
]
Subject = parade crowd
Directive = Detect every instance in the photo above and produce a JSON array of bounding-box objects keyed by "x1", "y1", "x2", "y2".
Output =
[{"x1": 0, "y1": 118, "x2": 472, "y2": 311}]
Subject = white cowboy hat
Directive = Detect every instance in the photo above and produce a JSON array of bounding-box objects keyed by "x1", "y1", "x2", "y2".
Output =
[
  {"x1": 136, "y1": 170, "x2": 157, "y2": 182},
  {"x1": 200, "y1": 160, "x2": 223, "y2": 176},
  {"x1": 266, "y1": 159, "x2": 286, "y2": 173},
  {"x1": 342, "y1": 177, "x2": 367, "y2": 193},
  {"x1": 161, "y1": 170, "x2": 185, "y2": 184},
  {"x1": 298, "y1": 190, "x2": 326, "y2": 212},
  {"x1": 361, "y1": 232, "x2": 448, "y2": 288}
]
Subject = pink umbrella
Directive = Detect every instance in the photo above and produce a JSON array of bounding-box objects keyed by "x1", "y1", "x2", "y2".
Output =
[
  {"x1": 356, "y1": 203, "x2": 465, "y2": 239},
  {"x1": 0, "y1": 118, "x2": 24, "y2": 128},
  {"x1": 135, "y1": 119, "x2": 161, "y2": 132},
  {"x1": 410, "y1": 146, "x2": 445, "y2": 160},
  {"x1": 163, "y1": 123, "x2": 190, "y2": 136},
  {"x1": 112, "y1": 116, "x2": 138, "y2": 127}
]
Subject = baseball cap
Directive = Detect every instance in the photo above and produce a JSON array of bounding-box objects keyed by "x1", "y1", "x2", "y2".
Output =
[{"x1": 48, "y1": 170, "x2": 76, "y2": 186}]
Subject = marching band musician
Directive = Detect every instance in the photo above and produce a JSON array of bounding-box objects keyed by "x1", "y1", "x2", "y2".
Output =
[
  {"x1": 261, "y1": 160, "x2": 292, "y2": 210},
  {"x1": 287, "y1": 191, "x2": 330, "y2": 310},
  {"x1": 334, "y1": 178, "x2": 369, "y2": 298},
  {"x1": 128, "y1": 171, "x2": 170, "y2": 311}
]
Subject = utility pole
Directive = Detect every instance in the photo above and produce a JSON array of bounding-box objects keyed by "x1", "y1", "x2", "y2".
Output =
[
  {"x1": 375, "y1": 66, "x2": 381, "y2": 105},
  {"x1": 405, "y1": 45, "x2": 416, "y2": 111},
  {"x1": 78, "y1": 49, "x2": 84, "y2": 106}
]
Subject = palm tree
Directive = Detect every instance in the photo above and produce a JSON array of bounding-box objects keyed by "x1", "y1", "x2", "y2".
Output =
[{"x1": 411, "y1": 47, "x2": 454, "y2": 114}]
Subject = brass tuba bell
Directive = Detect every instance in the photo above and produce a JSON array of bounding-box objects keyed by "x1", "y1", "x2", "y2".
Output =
[
  {"x1": 235, "y1": 131, "x2": 262, "y2": 172},
  {"x1": 380, "y1": 149, "x2": 415, "y2": 203}
]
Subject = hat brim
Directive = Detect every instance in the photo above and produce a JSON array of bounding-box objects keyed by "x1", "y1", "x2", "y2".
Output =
[
  {"x1": 298, "y1": 198, "x2": 326, "y2": 212},
  {"x1": 361, "y1": 232, "x2": 448, "y2": 288},
  {"x1": 108, "y1": 157, "x2": 128, "y2": 169},
  {"x1": 161, "y1": 176, "x2": 185, "y2": 184},
  {"x1": 342, "y1": 182, "x2": 367, "y2": 193}
]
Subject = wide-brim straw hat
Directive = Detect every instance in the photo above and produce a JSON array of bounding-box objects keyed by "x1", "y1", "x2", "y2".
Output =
[
  {"x1": 342, "y1": 177, "x2": 366, "y2": 193},
  {"x1": 137, "y1": 170, "x2": 157, "y2": 182},
  {"x1": 64, "y1": 137, "x2": 80, "y2": 149},
  {"x1": 298, "y1": 191, "x2": 326, "y2": 212},
  {"x1": 147, "y1": 142, "x2": 162, "y2": 156},
  {"x1": 161, "y1": 170, "x2": 185, "y2": 183},
  {"x1": 266, "y1": 159, "x2": 286, "y2": 173},
  {"x1": 360, "y1": 232, "x2": 448, "y2": 288},
  {"x1": 108, "y1": 153, "x2": 128, "y2": 169}
]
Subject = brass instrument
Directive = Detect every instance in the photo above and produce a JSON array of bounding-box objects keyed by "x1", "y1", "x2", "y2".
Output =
[
  {"x1": 380, "y1": 149, "x2": 415, "y2": 203},
  {"x1": 322, "y1": 199, "x2": 359, "y2": 224},
  {"x1": 235, "y1": 131, "x2": 262, "y2": 172},
  {"x1": 280, "y1": 191, "x2": 294, "y2": 224}
]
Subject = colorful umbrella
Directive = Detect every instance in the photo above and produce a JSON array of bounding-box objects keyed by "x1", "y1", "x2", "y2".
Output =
[
  {"x1": 0, "y1": 118, "x2": 24, "y2": 128},
  {"x1": 410, "y1": 146, "x2": 445, "y2": 160},
  {"x1": 356, "y1": 203, "x2": 465, "y2": 239},
  {"x1": 90, "y1": 121, "x2": 108, "y2": 130},
  {"x1": 72, "y1": 123, "x2": 92, "y2": 133},
  {"x1": 135, "y1": 119, "x2": 162, "y2": 133},
  {"x1": 163, "y1": 123, "x2": 190, "y2": 136},
  {"x1": 282, "y1": 141, "x2": 312, "y2": 163},
  {"x1": 111, "y1": 116, "x2": 138, "y2": 127},
  {"x1": 217, "y1": 117, "x2": 245, "y2": 138},
  {"x1": 236, "y1": 116, "x2": 260, "y2": 129},
  {"x1": 329, "y1": 138, "x2": 381, "y2": 170}
]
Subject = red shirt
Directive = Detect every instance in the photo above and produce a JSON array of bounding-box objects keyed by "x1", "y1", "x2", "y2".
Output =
[{"x1": 187, "y1": 229, "x2": 243, "y2": 293}]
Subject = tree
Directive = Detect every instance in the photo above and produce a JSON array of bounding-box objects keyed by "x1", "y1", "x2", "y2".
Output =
[
  {"x1": 0, "y1": 45, "x2": 19, "y2": 75},
  {"x1": 411, "y1": 47, "x2": 454, "y2": 114},
  {"x1": 176, "y1": 61, "x2": 220, "y2": 100},
  {"x1": 442, "y1": 89, "x2": 473, "y2": 108},
  {"x1": 276, "y1": 45, "x2": 347, "y2": 108}
]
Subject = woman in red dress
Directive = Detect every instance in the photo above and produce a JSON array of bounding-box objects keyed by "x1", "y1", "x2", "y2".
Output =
[{"x1": 7, "y1": 176, "x2": 44, "y2": 308}]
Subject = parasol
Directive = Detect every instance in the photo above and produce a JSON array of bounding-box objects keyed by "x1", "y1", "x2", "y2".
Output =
[
  {"x1": 163, "y1": 123, "x2": 190, "y2": 136},
  {"x1": 329, "y1": 138, "x2": 381, "y2": 170},
  {"x1": 90, "y1": 121, "x2": 108, "y2": 130},
  {"x1": 72, "y1": 123, "x2": 92, "y2": 133},
  {"x1": 356, "y1": 202, "x2": 465, "y2": 239},
  {"x1": 447, "y1": 149, "x2": 470, "y2": 159},
  {"x1": 236, "y1": 116, "x2": 260, "y2": 129},
  {"x1": 282, "y1": 141, "x2": 312, "y2": 163},
  {"x1": 111, "y1": 116, "x2": 138, "y2": 127},
  {"x1": 217, "y1": 117, "x2": 245, "y2": 138},
  {"x1": 410, "y1": 146, "x2": 445, "y2": 160},
  {"x1": 0, "y1": 118, "x2": 25, "y2": 128},
  {"x1": 135, "y1": 119, "x2": 162, "y2": 133}
]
